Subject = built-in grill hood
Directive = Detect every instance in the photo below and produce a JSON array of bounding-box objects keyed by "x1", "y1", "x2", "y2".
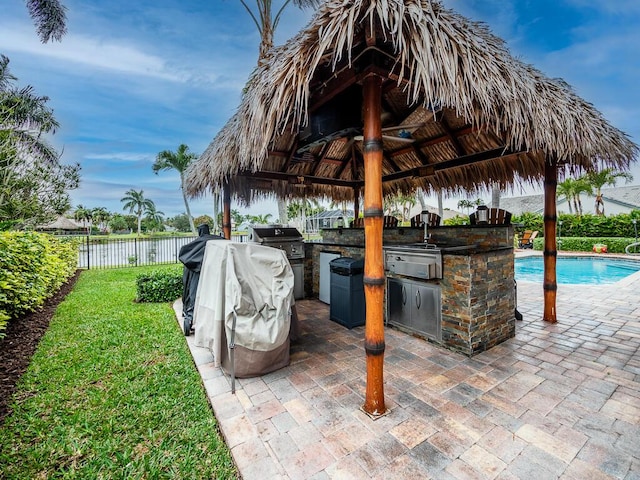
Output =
[
  {"x1": 384, "y1": 244, "x2": 443, "y2": 280},
  {"x1": 248, "y1": 226, "x2": 303, "y2": 243}
]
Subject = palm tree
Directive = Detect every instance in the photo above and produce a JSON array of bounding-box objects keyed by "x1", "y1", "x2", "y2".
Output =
[
  {"x1": 153, "y1": 144, "x2": 197, "y2": 234},
  {"x1": 24, "y1": 0, "x2": 68, "y2": 43},
  {"x1": 239, "y1": 1, "x2": 321, "y2": 61},
  {"x1": 585, "y1": 169, "x2": 634, "y2": 216},
  {"x1": 572, "y1": 177, "x2": 592, "y2": 216},
  {"x1": 121, "y1": 189, "x2": 156, "y2": 236},
  {"x1": 238, "y1": 0, "x2": 321, "y2": 224},
  {"x1": 457, "y1": 199, "x2": 474, "y2": 215},
  {"x1": 557, "y1": 178, "x2": 576, "y2": 215},
  {"x1": 1, "y1": 56, "x2": 60, "y2": 166},
  {"x1": 91, "y1": 207, "x2": 110, "y2": 233},
  {"x1": 247, "y1": 213, "x2": 273, "y2": 225},
  {"x1": 144, "y1": 204, "x2": 165, "y2": 232},
  {"x1": 73, "y1": 204, "x2": 92, "y2": 234}
]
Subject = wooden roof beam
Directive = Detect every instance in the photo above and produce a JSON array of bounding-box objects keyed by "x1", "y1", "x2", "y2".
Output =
[{"x1": 238, "y1": 170, "x2": 357, "y2": 188}]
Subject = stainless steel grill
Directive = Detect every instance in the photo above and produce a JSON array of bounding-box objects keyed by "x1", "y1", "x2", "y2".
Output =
[
  {"x1": 248, "y1": 227, "x2": 304, "y2": 259},
  {"x1": 384, "y1": 243, "x2": 443, "y2": 342},
  {"x1": 248, "y1": 226, "x2": 305, "y2": 299},
  {"x1": 383, "y1": 243, "x2": 442, "y2": 280}
]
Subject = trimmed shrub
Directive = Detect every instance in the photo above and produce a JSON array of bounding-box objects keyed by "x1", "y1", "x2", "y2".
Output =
[
  {"x1": 513, "y1": 210, "x2": 639, "y2": 238},
  {"x1": 533, "y1": 236, "x2": 636, "y2": 253},
  {"x1": 135, "y1": 267, "x2": 183, "y2": 303},
  {"x1": 0, "y1": 232, "x2": 79, "y2": 338}
]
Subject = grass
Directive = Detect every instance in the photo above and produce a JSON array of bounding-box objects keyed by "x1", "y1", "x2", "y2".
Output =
[{"x1": 0, "y1": 266, "x2": 237, "y2": 479}]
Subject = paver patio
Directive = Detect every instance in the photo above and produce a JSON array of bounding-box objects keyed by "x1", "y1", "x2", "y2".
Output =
[{"x1": 176, "y1": 259, "x2": 640, "y2": 479}]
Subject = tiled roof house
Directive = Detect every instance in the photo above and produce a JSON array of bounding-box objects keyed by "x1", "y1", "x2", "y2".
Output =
[{"x1": 497, "y1": 185, "x2": 640, "y2": 216}]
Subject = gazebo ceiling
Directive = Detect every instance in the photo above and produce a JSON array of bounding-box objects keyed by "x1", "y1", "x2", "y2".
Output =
[{"x1": 185, "y1": 0, "x2": 637, "y2": 206}]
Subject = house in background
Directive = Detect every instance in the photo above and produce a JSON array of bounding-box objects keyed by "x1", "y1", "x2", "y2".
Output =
[
  {"x1": 305, "y1": 210, "x2": 354, "y2": 232},
  {"x1": 498, "y1": 185, "x2": 640, "y2": 216}
]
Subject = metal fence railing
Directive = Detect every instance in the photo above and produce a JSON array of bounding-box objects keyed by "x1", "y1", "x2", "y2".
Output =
[{"x1": 72, "y1": 234, "x2": 248, "y2": 269}]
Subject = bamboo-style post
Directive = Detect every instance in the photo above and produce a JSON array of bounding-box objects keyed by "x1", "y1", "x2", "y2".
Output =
[
  {"x1": 543, "y1": 158, "x2": 558, "y2": 323},
  {"x1": 222, "y1": 179, "x2": 232, "y2": 240},
  {"x1": 362, "y1": 74, "x2": 387, "y2": 416}
]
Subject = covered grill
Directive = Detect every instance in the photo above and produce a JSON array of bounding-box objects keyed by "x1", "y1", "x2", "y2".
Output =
[{"x1": 248, "y1": 226, "x2": 305, "y2": 299}]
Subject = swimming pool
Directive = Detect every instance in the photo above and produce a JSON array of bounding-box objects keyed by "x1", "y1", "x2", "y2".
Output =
[{"x1": 515, "y1": 256, "x2": 640, "y2": 285}]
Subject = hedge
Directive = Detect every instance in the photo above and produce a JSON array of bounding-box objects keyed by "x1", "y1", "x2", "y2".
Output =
[
  {"x1": 513, "y1": 211, "x2": 639, "y2": 238},
  {"x1": 135, "y1": 267, "x2": 183, "y2": 303},
  {"x1": 0, "y1": 232, "x2": 79, "y2": 338},
  {"x1": 532, "y1": 236, "x2": 637, "y2": 253}
]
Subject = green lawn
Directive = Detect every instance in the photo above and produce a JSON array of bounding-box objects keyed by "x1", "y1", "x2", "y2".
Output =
[{"x1": 0, "y1": 267, "x2": 237, "y2": 479}]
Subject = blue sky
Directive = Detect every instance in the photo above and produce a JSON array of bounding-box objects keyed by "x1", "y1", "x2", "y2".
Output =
[{"x1": 1, "y1": 0, "x2": 638, "y2": 218}]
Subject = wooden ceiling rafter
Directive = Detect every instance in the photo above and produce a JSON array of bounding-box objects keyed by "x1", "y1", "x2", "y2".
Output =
[
  {"x1": 280, "y1": 138, "x2": 300, "y2": 172},
  {"x1": 311, "y1": 142, "x2": 332, "y2": 176},
  {"x1": 388, "y1": 125, "x2": 477, "y2": 157},
  {"x1": 437, "y1": 112, "x2": 467, "y2": 157}
]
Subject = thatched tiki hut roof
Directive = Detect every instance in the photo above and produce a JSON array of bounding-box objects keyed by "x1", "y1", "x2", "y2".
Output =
[
  {"x1": 185, "y1": 0, "x2": 637, "y2": 416},
  {"x1": 186, "y1": 0, "x2": 636, "y2": 202}
]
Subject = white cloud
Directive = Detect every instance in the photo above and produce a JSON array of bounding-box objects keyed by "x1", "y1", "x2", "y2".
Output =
[
  {"x1": 84, "y1": 152, "x2": 153, "y2": 162},
  {"x1": 0, "y1": 24, "x2": 209, "y2": 83}
]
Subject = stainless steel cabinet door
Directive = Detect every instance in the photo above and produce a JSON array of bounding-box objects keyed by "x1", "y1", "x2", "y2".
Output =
[
  {"x1": 387, "y1": 278, "x2": 411, "y2": 328},
  {"x1": 411, "y1": 282, "x2": 441, "y2": 340}
]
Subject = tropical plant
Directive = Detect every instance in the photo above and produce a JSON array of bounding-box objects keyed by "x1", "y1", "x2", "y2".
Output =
[
  {"x1": 557, "y1": 177, "x2": 592, "y2": 216},
  {"x1": 557, "y1": 178, "x2": 575, "y2": 215},
  {"x1": 73, "y1": 205, "x2": 92, "y2": 234},
  {"x1": 238, "y1": 0, "x2": 321, "y2": 224},
  {"x1": 143, "y1": 204, "x2": 165, "y2": 232},
  {"x1": 246, "y1": 213, "x2": 273, "y2": 225},
  {"x1": 456, "y1": 199, "x2": 474, "y2": 215},
  {"x1": 231, "y1": 209, "x2": 245, "y2": 227},
  {"x1": 584, "y1": 168, "x2": 634, "y2": 216},
  {"x1": 24, "y1": 0, "x2": 68, "y2": 43},
  {"x1": 384, "y1": 192, "x2": 416, "y2": 223},
  {"x1": 153, "y1": 144, "x2": 197, "y2": 234},
  {"x1": 0, "y1": 56, "x2": 78, "y2": 226},
  {"x1": 107, "y1": 214, "x2": 128, "y2": 233},
  {"x1": 91, "y1": 207, "x2": 110, "y2": 233},
  {"x1": 239, "y1": 0, "x2": 321, "y2": 62},
  {"x1": 120, "y1": 189, "x2": 156, "y2": 236}
]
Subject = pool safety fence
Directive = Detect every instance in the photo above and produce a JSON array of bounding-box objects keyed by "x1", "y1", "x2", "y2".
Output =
[{"x1": 67, "y1": 234, "x2": 248, "y2": 269}]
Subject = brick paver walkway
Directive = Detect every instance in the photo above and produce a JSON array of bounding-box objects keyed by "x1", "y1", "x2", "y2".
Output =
[{"x1": 177, "y1": 258, "x2": 640, "y2": 479}]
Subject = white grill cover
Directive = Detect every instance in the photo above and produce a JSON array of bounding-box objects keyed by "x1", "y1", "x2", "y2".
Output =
[{"x1": 193, "y1": 240, "x2": 294, "y2": 376}]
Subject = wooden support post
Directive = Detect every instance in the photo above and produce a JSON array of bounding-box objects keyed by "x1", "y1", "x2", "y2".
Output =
[
  {"x1": 543, "y1": 158, "x2": 558, "y2": 323},
  {"x1": 362, "y1": 74, "x2": 387, "y2": 417},
  {"x1": 223, "y1": 180, "x2": 232, "y2": 240}
]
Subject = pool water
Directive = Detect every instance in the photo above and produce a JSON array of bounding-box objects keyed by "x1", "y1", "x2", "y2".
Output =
[{"x1": 515, "y1": 256, "x2": 640, "y2": 285}]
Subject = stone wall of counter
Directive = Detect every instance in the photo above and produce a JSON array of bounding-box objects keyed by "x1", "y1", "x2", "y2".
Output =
[
  {"x1": 439, "y1": 248, "x2": 515, "y2": 355},
  {"x1": 320, "y1": 225, "x2": 514, "y2": 249}
]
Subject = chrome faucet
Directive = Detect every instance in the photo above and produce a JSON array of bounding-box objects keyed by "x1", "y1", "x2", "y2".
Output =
[{"x1": 421, "y1": 210, "x2": 430, "y2": 243}]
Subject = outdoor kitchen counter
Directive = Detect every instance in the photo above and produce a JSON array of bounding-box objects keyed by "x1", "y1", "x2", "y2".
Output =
[{"x1": 307, "y1": 225, "x2": 516, "y2": 356}]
